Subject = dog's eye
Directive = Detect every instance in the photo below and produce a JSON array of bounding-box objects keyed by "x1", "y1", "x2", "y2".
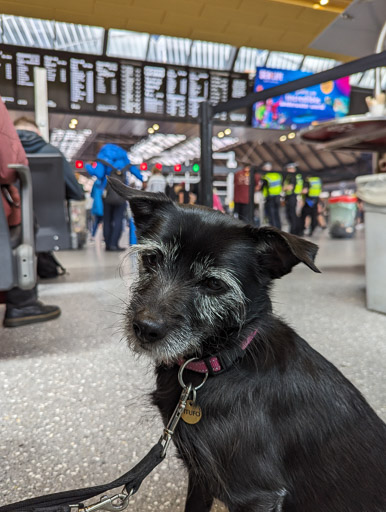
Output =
[
  {"x1": 201, "y1": 277, "x2": 226, "y2": 293},
  {"x1": 141, "y1": 253, "x2": 160, "y2": 269}
]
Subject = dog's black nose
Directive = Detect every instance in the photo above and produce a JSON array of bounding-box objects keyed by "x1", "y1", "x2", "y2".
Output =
[{"x1": 133, "y1": 316, "x2": 168, "y2": 343}]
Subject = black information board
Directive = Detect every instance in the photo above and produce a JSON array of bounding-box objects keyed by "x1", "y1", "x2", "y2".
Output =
[
  {"x1": 44, "y1": 54, "x2": 69, "y2": 110},
  {"x1": 0, "y1": 44, "x2": 249, "y2": 125},
  {"x1": 16, "y1": 51, "x2": 41, "y2": 108},
  {"x1": 210, "y1": 72, "x2": 229, "y2": 121},
  {"x1": 144, "y1": 65, "x2": 166, "y2": 115},
  {"x1": 188, "y1": 70, "x2": 210, "y2": 119},
  {"x1": 166, "y1": 68, "x2": 188, "y2": 118},
  {"x1": 70, "y1": 57, "x2": 94, "y2": 112},
  {"x1": 121, "y1": 63, "x2": 142, "y2": 115},
  {"x1": 0, "y1": 49, "x2": 15, "y2": 105},
  {"x1": 95, "y1": 60, "x2": 119, "y2": 113}
]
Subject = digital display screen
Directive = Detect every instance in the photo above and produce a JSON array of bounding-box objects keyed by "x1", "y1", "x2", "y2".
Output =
[
  {"x1": 121, "y1": 63, "x2": 142, "y2": 115},
  {"x1": 70, "y1": 57, "x2": 95, "y2": 111},
  {"x1": 0, "y1": 44, "x2": 249, "y2": 125},
  {"x1": 252, "y1": 67, "x2": 351, "y2": 130},
  {"x1": 44, "y1": 54, "x2": 69, "y2": 110},
  {"x1": 144, "y1": 65, "x2": 166, "y2": 115},
  {"x1": 16, "y1": 51, "x2": 41, "y2": 108},
  {"x1": 0, "y1": 49, "x2": 15, "y2": 105},
  {"x1": 166, "y1": 68, "x2": 188, "y2": 118},
  {"x1": 95, "y1": 60, "x2": 119, "y2": 113},
  {"x1": 188, "y1": 70, "x2": 209, "y2": 118}
]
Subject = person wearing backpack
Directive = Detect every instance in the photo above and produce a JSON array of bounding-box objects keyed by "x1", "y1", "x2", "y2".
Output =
[{"x1": 86, "y1": 144, "x2": 142, "y2": 251}]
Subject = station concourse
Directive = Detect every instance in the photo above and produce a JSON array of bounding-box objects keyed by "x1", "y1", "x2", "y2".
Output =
[{"x1": 1, "y1": 0, "x2": 386, "y2": 510}]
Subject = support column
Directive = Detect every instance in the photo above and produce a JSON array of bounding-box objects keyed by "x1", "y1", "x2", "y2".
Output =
[
  {"x1": 199, "y1": 101, "x2": 213, "y2": 207},
  {"x1": 34, "y1": 67, "x2": 49, "y2": 142}
]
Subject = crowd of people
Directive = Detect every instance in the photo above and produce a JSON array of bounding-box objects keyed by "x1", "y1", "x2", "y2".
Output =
[{"x1": 233, "y1": 162, "x2": 325, "y2": 236}]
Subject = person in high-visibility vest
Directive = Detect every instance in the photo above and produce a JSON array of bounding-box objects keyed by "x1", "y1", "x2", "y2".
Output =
[
  {"x1": 283, "y1": 162, "x2": 303, "y2": 235},
  {"x1": 300, "y1": 176, "x2": 322, "y2": 236},
  {"x1": 261, "y1": 162, "x2": 283, "y2": 229}
]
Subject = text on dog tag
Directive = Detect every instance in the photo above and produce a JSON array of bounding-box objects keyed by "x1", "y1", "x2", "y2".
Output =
[{"x1": 182, "y1": 400, "x2": 202, "y2": 424}]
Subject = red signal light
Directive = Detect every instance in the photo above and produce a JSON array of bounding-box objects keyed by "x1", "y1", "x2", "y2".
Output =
[
  {"x1": 174, "y1": 164, "x2": 182, "y2": 172},
  {"x1": 140, "y1": 163, "x2": 147, "y2": 171},
  {"x1": 75, "y1": 160, "x2": 84, "y2": 169},
  {"x1": 155, "y1": 163, "x2": 162, "y2": 170}
]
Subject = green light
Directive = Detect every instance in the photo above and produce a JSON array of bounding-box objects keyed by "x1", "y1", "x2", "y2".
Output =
[{"x1": 192, "y1": 163, "x2": 200, "y2": 172}]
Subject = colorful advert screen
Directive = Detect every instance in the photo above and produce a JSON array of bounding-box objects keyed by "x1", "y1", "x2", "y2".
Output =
[{"x1": 252, "y1": 67, "x2": 350, "y2": 130}]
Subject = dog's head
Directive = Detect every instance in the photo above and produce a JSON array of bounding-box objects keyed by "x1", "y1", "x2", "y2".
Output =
[{"x1": 109, "y1": 178, "x2": 320, "y2": 365}]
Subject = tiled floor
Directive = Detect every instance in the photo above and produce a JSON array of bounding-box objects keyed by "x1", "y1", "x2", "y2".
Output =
[{"x1": 0, "y1": 227, "x2": 385, "y2": 511}]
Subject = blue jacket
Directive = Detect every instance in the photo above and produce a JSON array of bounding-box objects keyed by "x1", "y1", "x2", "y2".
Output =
[
  {"x1": 91, "y1": 178, "x2": 104, "y2": 217},
  {"x1": 85, "y1": 144, "x2": 142, "y2": 188}
]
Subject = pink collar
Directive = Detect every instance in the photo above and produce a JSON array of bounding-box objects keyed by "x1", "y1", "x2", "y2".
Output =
[{"x1": 178, "y1": 329, "x2": 257, "y2": 375}]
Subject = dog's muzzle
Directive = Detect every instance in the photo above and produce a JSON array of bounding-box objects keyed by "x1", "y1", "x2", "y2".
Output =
[{"x1": 132, "y1": 312, "x2": 168, "y2": 344}]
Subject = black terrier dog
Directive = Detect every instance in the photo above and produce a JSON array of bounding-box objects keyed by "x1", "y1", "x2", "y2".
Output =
[{"x1": 110, "y1": 179, "x2": 386, "y2": 512}]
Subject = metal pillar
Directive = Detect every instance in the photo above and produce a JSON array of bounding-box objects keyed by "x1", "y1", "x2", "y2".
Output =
[
  {"x1": 34, "y1": 67, "x2": 49, "y2": 142},
  {"x1": 199, "y1": 101, "x2": 213, "y2": 207}
]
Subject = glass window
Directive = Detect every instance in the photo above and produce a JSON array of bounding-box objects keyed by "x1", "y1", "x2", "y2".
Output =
[
  {"x1": 189, "y1": 40, "x2": 236, "y2": 71},
  {"x1": 301, "y1": 56, "x2": 338, "y2": 73},
  {"x1": 107, "y1": 29, "x2": 149, "y2": 60},
  {"x1": 266, "y1": 51, "x2": 303, "y2": 70},
  {"x1": 2, "y1": 15, "x2": 54, "y2": 49},
  {"x1": 147, "y1": 35, "x2": 192, "y2": 66},
  {"x1": 233, "y1": 47, "x2": 269, "y2": 73},
  {"x1": 54, "y1": 22, "x2": 104, "y2": 54}
]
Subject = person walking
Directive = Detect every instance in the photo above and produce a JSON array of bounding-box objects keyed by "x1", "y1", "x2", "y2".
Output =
[
  {"x1": 300, "y1": 176, "x2": 322, "y2": 236},
  {"x1": 261, "y1": 162, "x2": 283, "y2": 229},
  {"x1": 146, "y1": 165, "x2": 166, "y2": 193},
  {"x1": 86, "y1": 144, "x2": 142, "y2": 251},
  {"x1": 233, "y1": 164, "x2": 261, "y2": 223},
  {"x1": 283, "y1": 162, "x2": 303, "y2": 235}
]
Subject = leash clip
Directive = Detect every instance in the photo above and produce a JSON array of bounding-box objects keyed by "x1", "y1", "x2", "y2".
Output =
[{"x1": 81, "y1": 490, "x2": 132, "y2": 512}]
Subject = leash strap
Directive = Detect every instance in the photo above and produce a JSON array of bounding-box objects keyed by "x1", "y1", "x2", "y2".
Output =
[{"x1": 0, "y1": 442, "x2": 164, "y2": 512}]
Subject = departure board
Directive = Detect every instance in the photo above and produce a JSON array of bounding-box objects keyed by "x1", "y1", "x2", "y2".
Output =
[
  {"x1": 43, "y1": 55, "x2": 69, "y2": 110},
  {"x1": 229, "y1": 74, "x2": 249, "y2": 123},
  {"x1": 188, "y1": 70, "x2": 209, "y2": 118},
  {"x1": 166, "y1": 68, "x2": 188, "y2": 118},
  {"x1": 16, "y1": 52, "x2": 41, "y2": 108},
  {"x1": 70, "y1": 57, "x2": 94, "y2": 111},
  {"x1": 95, "y1": 60, "x2": 119, "y2": 113},
  {"x1": 144, "y1": 65, "x2": 166, "y2": 115},
  {"x1": 121, "y1": 63, "x2": 142, "y2": 115},
  {"x1": 2, "y1": 45, "x2": 249, "y2": 125},
  {"x1": 0, "y1": 49, "x2": 15, "y2": 105},
  {"x1": 210, "y1": 73, "x2": 229, "y2": 121}
]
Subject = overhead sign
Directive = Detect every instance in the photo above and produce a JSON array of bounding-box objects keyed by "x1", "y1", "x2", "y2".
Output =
[
  {"x1": 0, "y1": 44, "x2": 250, "y2": 125},
  {"x1": 252, "y1": 67, "x2": 351, "y2": 130}
]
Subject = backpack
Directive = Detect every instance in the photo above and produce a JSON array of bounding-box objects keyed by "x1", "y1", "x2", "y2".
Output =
[{"x1": 37, "y1": 251, "x2": 66, "y2": 279}]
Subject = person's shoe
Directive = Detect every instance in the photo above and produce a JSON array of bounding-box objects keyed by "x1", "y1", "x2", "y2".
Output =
[
  {"x1": 106, "y1": 246, "x2": 125, "y2": 252},
  {"x1": 3, "y1": 301, "x2": 61, "y2": 328}
]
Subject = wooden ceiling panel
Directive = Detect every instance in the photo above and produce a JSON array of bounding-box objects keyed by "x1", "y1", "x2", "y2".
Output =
[{"x1": 0, "y1": 0, "x2": 354, "y2": 59}]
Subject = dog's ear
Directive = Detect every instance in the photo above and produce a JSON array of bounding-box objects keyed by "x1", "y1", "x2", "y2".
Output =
[
  {"x1": 106, "y1": 177, "x2": 174, "y2": 236},
  {"x1": 249, "y1": 226, "x2": 320, "y2": 278}
]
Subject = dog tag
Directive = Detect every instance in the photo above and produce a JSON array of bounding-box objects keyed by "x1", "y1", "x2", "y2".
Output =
[{"x1": 182, "y1": 400, "x2": 202, "y2": 424}]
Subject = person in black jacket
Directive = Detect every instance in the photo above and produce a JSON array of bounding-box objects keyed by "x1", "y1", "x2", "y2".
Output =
[{"x1": 14, "y1": 117, "x2": 84, "y2": 201}]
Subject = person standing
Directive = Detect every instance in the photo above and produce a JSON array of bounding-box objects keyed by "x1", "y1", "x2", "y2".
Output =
[
  {"x1": 90, "y1": 178, "x2": 104, "y2": 239},
  {"x1": 14, "y1": 117, "x2": 85, "y2": 201},
  {"x1": 300, "y1": 176, "x2": 322, "y2": 236},
  {"x1": 1, "y1": 101, "x2": 60, "y2": 327},
  {"x1": 146, "y1": 165, "x2": 166, "y2": 193},
  {"x1": 86, "y1": 144, "x2": 142, "y2": 251},
  {"x1": 233, "y1": 164, "x2": 260, "y2": 223},
  {"x1": 261, "y1": 162, "x2": 283, "y2": 229},
  {"x1": 283, "y1": 162, "x2": 303, "y2": 235}
]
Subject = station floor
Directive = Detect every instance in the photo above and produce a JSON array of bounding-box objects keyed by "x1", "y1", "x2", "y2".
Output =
[{"x1": 1, "y1": 226, "x2": 385, "y2": 511}]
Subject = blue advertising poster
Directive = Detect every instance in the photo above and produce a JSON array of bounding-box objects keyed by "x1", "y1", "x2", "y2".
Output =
[{"x1": 252, "y1": 67, "x2": 351, "y2": 130}]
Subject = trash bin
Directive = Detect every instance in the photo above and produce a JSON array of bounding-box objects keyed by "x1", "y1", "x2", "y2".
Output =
[
  {"x1": 328, "y1": 196, "x2": 357, "y2": 239},
  {"x1": 356, "y1": 173, "x2": 386, "y2": 315}
]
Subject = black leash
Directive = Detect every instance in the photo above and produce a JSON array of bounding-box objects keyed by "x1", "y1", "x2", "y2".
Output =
[
  {"x1": 0, "y1": 442, "x2": 164, "y2": 512},
  {"x1": 0, "y1": 361, "x2": 209, "y2": 512}
]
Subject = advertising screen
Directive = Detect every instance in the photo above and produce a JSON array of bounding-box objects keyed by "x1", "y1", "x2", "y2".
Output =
[{"x1": 252, "y1": 67, "x2": 350, "y2": 130}]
